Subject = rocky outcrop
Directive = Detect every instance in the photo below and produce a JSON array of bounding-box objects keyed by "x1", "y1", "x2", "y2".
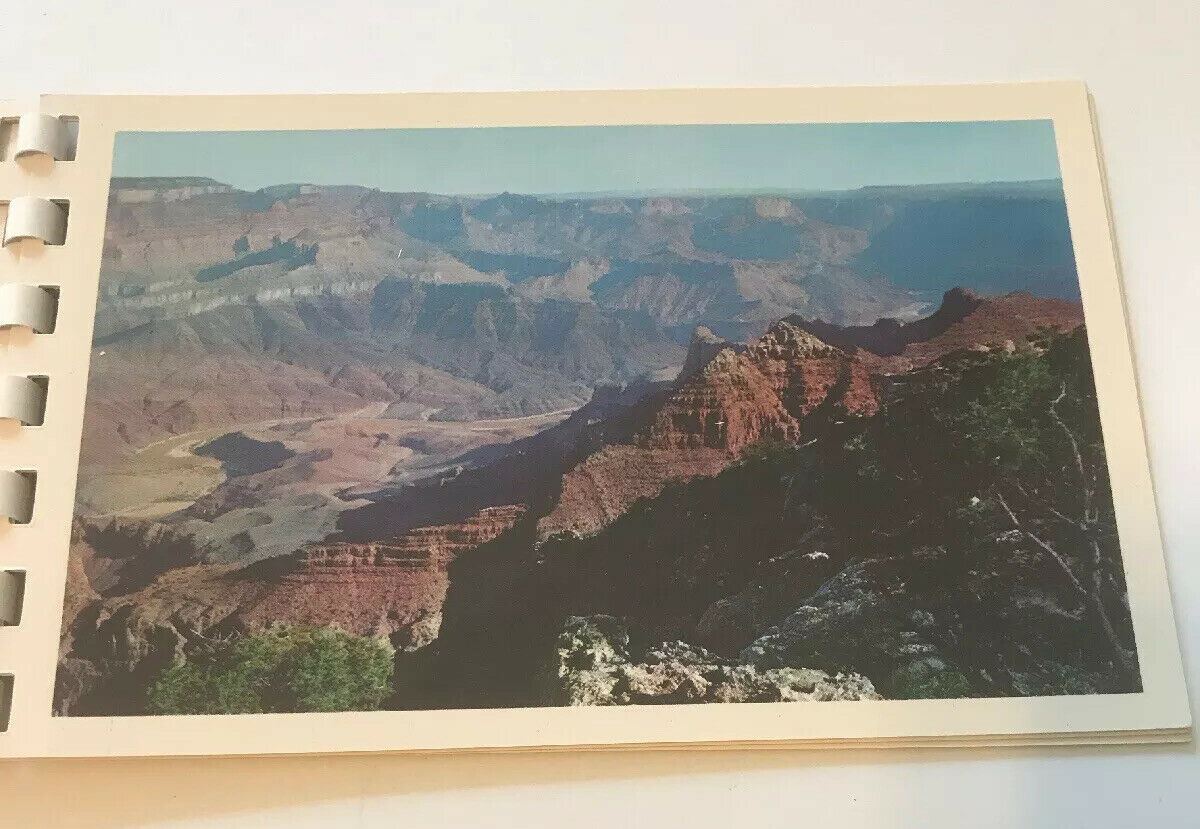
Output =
[
  {"x1": 553, "y1": 615, "x2": 879, "y2": 705},
  {"x1": 73, "y1": 518, "x2": 215, "y2": 593},
  {"x1": 537, "y1": 445, "x2": 731, "y2": 539},
  {"x1": 54, "y1": 560, "x2": 264, "y2": 714},
  {"x1": 538, "y1": 318, "x2": 878, "y2": 538},
  {"x1": 677, "y1": 325, "x2": 743, "y2": 382},
  {"x1": 737, "y1": 557, "x2": 972, "y2": 700},
  {"x1": 641, "y1": 319, "x2": 878, "y2": 454},
  {"x1": 793, "y1": 288, "x2": 1084, "y2": 373},
  {"x1": 238, "y1": 505, "x2": 525, "y2": 647},
  {"x1": 738, "y1": 549, "x2": 1119, "y2": 699}
]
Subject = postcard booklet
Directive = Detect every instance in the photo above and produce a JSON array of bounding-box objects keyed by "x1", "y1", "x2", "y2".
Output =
[{"x1": 0, "y1": 83, "x2": 1189, "y2": 758}]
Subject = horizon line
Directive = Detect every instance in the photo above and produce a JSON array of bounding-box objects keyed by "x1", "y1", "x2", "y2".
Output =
[{"x1": 108, "y1": 175, "x2": 1067, "y2": 200}]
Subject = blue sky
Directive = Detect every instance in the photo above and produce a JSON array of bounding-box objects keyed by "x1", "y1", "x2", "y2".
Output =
[{"x1": 112, "y1": 120, "x2": 1060, "y2": 195}]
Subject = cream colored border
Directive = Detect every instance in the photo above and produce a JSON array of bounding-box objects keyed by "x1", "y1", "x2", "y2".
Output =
[{"x1": 0, "y1": 82, "x2": 1189, "y2": 758}]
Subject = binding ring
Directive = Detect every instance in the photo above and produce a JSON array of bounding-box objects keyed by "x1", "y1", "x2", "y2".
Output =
[
  {"x1": 11, "y1": 113, "x2": 73, "y2": 162},
  {"x1": 0, "y1": 109, "x2": 73, "y2": 737},
  {"x1": 3, "y1": 197, "x2": 68, "y2": 246},
  {"x1": 0, "y1": 570, "x2": 23, "y2": 625},
  {"x1": 0, "y1": 470, "x2": 34, "y2": 524},
  {"x1": 0, "y1": 674, "x2": 11, "y2": 732},
  {"x1": 0, "y1": 376, "x2": 47, "y2": 426},
  {"x1": 0, "y1": 284, "x2": 58, "y2": 333}
]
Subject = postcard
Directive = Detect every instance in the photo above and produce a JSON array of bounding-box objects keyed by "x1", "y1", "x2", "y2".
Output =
[{"x1": 0, "y1": 85, "x2": 1188, "y2": 756}]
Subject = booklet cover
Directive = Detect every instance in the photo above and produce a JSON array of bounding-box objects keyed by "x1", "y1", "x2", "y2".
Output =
[{"x1": 0, "y1": 84, "x2": 1189, "y2": 757}]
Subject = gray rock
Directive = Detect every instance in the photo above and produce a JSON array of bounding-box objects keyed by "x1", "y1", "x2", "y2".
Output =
[
  {"x1": 554, "y1": 615, "x2": 879, "y2": 706},
  {"x1": 738, "y1": 553, "x2": 1107, "y2": 699}
]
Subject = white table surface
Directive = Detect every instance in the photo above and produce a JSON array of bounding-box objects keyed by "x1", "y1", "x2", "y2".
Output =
[{"x1": 2, "y1": 1, "x2": 1196, "y2": 826}]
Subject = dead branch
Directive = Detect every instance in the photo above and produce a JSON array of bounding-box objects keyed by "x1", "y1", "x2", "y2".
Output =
[
  {"x1": 1048, "y1": 382, "x2": 1092, "y2": 513},
  {"x1": 995, "y1": 490, "x2": 1087, "y2": 596}
]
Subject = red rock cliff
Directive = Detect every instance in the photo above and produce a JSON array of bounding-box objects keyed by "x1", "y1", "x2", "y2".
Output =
[
  {"x1": 539, "y1": 288, "x2": 1081, "y2": 541},
  {"x1": 539, "y1": 320, "x2": 877, "y2": 539},
  {"x1": 236, "y1": 505, "x2": 526, "y2": 646}
]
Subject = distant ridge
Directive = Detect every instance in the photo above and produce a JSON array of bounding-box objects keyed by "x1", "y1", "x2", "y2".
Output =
[
  {"x1": 512, "y1": 179, "x2": 1066, "y2": 200},
  {"x1": 110, "y1": 176, "x2": 232, "y2": 190},
  {"x1": 107, "y1": 176, "x2": 1064, "y2": 202}
]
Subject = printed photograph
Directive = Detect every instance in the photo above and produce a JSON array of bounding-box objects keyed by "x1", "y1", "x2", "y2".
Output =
[{"x1": 54, "y1": 120, "x2": 1141, "y2": 716}]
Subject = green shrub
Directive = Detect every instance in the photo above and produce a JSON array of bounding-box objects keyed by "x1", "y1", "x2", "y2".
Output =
[
  {"x1": 890, "y1": 660, "x2": 973, "y2": 700},
  {"x1": 147, "y1": 625, "x2": 395, "y2": 714}
]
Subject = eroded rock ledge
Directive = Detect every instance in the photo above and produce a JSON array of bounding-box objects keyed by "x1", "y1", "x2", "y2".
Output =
[{"x1": 553, "y1": 615, "x2": 879, "y2": 706}]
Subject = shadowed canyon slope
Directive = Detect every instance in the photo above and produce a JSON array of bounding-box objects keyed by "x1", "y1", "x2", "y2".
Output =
[{"x1": 426, "y1": 324, "x2": 1136, "y2": 709}]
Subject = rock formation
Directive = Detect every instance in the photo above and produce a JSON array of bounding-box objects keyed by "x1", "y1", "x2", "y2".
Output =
[
  {"x1": 538, "y1": 318, "x2": 878, "y2": 539},
  {"x1": 237, "y1": 505, "x2": 525, "y2": 647},
  {"x1": 539, "y1": 286, "x2": 1083, "y2": 540},
  {"x1": 792, "y1": 287, "x2": 1084, "y2": 373},
  {"x1": 554, "y1": 615, "x2": 879, "y2": 705}
]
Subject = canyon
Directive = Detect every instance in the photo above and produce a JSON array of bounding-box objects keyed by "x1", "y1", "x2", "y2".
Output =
[
  {"x1": 58, "y1": 278, "x2": 1088, "y2": 713},
  {"x1": 56, "y1": 175, "x2": 1106, "y2": 714}
]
